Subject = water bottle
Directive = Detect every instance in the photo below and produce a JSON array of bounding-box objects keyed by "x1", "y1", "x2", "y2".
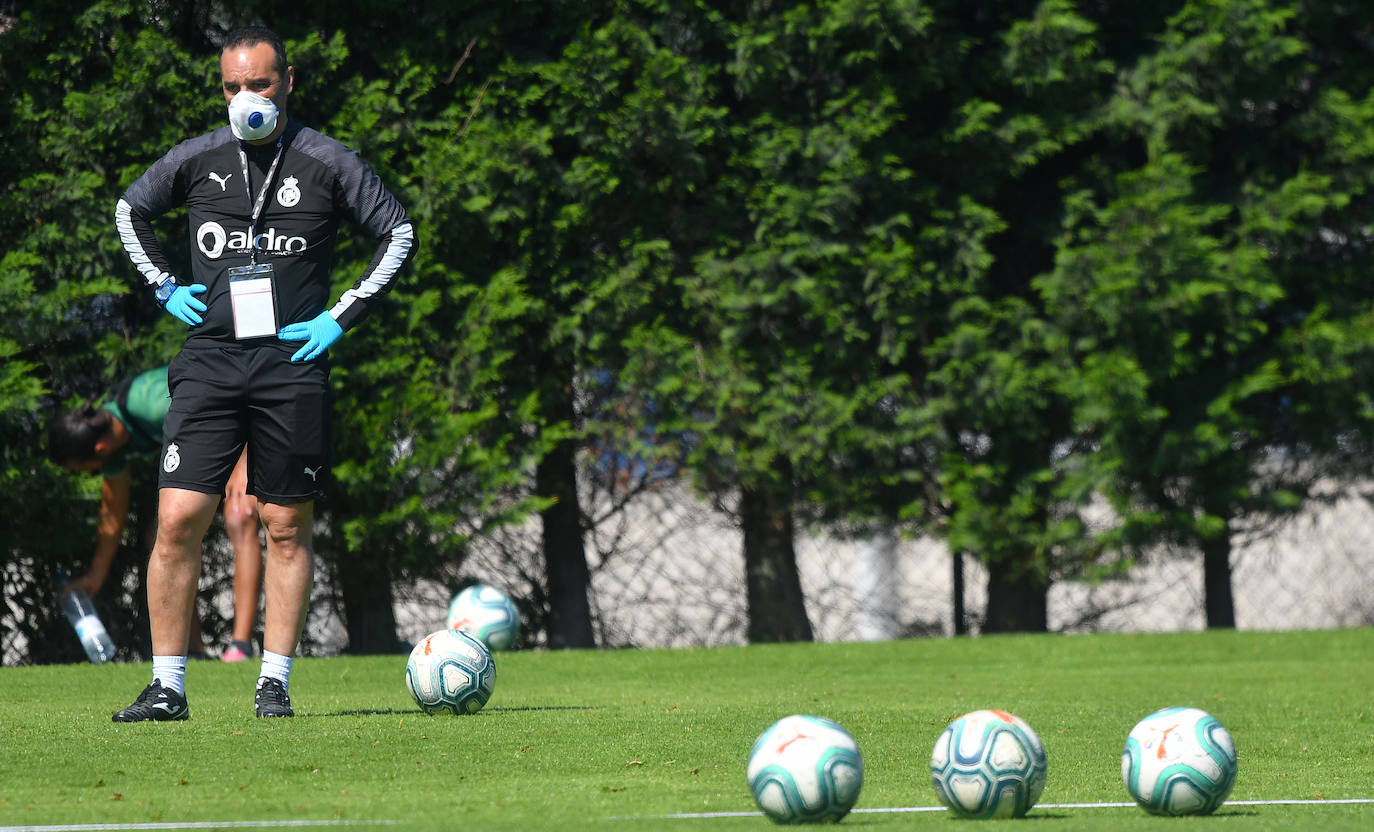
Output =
[{"x1": 59, "y1": 584, "x2": 116, "y2": 664}]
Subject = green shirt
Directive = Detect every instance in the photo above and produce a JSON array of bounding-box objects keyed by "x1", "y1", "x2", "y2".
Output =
[{"x1": 99, "y1": 366, "x2": 170, "y2": 478}]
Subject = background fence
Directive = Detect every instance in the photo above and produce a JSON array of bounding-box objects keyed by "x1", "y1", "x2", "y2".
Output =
[
  {"x1": 381, "y1": 475, "x2": 1374, "y2": 653},
  {"x1": 12, "y1": 472, "x2": 1373, "y2": 665}
]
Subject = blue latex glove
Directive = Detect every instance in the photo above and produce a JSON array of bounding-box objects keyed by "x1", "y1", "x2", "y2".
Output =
[
  {"x1": 279, "y1": 311, "x2": 344, "y2": 362},
  {"x1": 165, "y1": 284, "x2": 208, "y2": 326}
]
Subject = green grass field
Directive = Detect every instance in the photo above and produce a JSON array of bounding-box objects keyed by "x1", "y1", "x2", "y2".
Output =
[{"x1": 1, "y1": 629, "x2": 1371, "y2": 831}]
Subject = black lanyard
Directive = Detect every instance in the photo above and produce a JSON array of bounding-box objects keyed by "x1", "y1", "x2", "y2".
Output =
[{"x1": 237, "y1": 137, "x2": 285, "y2": 266}]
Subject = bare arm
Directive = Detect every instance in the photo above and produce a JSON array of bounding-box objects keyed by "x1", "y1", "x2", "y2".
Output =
[{"x1": 67, "y1": 471, "x2": 131, "y2": 598}]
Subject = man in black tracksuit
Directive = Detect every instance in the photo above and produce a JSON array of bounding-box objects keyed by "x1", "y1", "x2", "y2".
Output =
[{"x1": 111, "y1": 25, "x2": 416, "y2": 721}]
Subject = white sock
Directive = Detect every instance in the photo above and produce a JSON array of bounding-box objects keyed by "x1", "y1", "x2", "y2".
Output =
[
  {"x1": 259, "y1": 650, "x2": 293, "y2": 693},
  {"x1": 152, "y1": 655, "x2": 187, "y2": 696}
]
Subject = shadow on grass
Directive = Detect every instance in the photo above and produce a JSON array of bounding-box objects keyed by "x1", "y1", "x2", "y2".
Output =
[{"x1": 306, "y1": 705, "x2": 602, "y2": 717}]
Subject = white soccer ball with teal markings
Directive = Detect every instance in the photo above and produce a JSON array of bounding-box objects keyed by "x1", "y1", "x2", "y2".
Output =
[
  {"x1": 746, "y1": 714, "x2": 864, "y2": 824},
  {"x1": 930, "y1": 709, "x2": 1047, "y2": 819},
  {"x1": 446, "y1": 584, "x2": 521, "y2": 651},
  {"x1": 1122, "y1": 706, "x2": 1237, "y2": 815},
  {"x1": 405, "y1": 628, "x2": 496, "y2": 715}
]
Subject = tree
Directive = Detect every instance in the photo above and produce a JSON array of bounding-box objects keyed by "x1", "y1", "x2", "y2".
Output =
[
  {"x1": 1, "y1": 1, "x2": 227, "y2": 662},
  {"x1": 607, "y1": 1, "x2": 950, "y2": 641},
  {"x1": 869, "y1": 0, "x2": 1161, "y2": 632},
  {"x1": 411, "y1": 2, "x2": 725, "y2": 646},
  {"x1": 1041, "y1": 0, "x2": 1374, "y2": 627}
]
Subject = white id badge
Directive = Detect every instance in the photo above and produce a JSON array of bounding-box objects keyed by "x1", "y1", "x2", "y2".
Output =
[{"x1": 227, "y1": 263, "x2": 277, "y2": 339}]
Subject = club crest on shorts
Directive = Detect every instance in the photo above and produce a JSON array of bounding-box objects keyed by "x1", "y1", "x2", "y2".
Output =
[
  {"x1": 276, "y1": 175, "x2": 301, "y2": 207},
  {"x1": 163, "y1": 442, "x2": 181, "y2": 473}
]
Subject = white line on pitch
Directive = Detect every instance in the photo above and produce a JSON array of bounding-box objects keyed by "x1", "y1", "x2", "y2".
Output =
[
  {"x1": 1229, "y1": 799, "x2": 1374, "y2": 807},
  {"x1": 659, "y1": 797, "x2": 1374, "y2": 819},
  {"x1": 0, "y1": 821, "x2": 399, "y2": 832}
]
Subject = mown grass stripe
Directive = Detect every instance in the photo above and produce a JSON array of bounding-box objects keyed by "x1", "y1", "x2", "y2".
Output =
[
  {"x1": 658, "y1": 797, "x2": 1374, "y2": 819},
  {"x1": 0, "y1": 821, "x2": 399, "y2": 832}
]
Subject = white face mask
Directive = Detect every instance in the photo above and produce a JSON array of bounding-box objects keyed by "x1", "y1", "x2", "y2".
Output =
[{"x1": 228, "y1": 91, "x2": 280, "y2": 141}]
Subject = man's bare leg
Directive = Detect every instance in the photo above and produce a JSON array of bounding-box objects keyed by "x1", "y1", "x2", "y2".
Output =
[
  {"x1": 229, "y1": 536, "x2": 263, "y2": 642},
  {"x1": 112, "y1": 487, "x2": 218, "y2": 722},
  {"x1": 223, "y1": 449, "x2": 262, "y2": 659},
  {"x1": 148, "y1": 488, "x2": 219, "y2": 655},
  {"x1": 255, "y1": 500, "x2": 313, "y2": 717},
  {"x1": 224, "y1": 505, "x2": 263, "y2": 656}
]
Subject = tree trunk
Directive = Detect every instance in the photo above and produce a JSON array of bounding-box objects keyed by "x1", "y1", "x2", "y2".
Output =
[
  {"x1": 982, "y1": 557, "x2": 1049, "y2": 633},
  {"x1": 337, "y1": 553, "x2": 399, "y2": 653},
  {"x1": 538, "y1": 435, "x2": 594, "y2": 648},
  {"x1": 740, "y1": 483, "x2": 813, "y2": 643},
  {"x1": 1201, "y1": 519, "x2": 1236, "y2": 629},
  {"x1": 536, "y1": 368, "x2": 595, "y2": 648},
  {"x1": 952, "y1": 550, "x2": 968, "y2": 636}
]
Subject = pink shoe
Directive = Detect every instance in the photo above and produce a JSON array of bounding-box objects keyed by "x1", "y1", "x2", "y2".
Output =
[{"x1": 221, "y1": 645, "x2": 250, "y2": 663}]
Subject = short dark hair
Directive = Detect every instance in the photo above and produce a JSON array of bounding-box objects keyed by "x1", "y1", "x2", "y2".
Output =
[
  {"x1": 48, "y1": 406, "x2": 111, "y2": 466},
  {"x1": 222, "y1": 25, "x2": 288, "y2": 75}
]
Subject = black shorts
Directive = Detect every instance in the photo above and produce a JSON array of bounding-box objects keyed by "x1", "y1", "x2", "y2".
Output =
[{"x1": 160, "y1": 346, "x2": 330, "y2": 504}]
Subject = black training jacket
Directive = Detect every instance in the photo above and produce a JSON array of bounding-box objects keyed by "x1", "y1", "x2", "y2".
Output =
[{"x1": 115, "y1": 120, "x2": 416, "y2": 348}]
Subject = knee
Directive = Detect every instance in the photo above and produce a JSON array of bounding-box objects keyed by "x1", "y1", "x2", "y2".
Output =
[
  {"x1": 259, "y1": 505, "x2": 311, "y2": 555},
  {"x1": 156, "y1": 493, "x2": 219, "y2": 550},
  {"x1": 223, "y1": 502, "x2": 256, "y2": 539},
  {"x1": 157, "y1": 513, "x2": 199, "y2": 548},
  {"x1": 262, "y1": 516, "x2": 303, "y2": 548}
]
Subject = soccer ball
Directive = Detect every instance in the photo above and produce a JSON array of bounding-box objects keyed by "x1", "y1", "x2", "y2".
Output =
[
  {"x1": 746, "y1": 714, "x2": 864, "y2": 823},
  {"x1": 446, "y1": 584, "x2": 521, "y2": 651},
  {"x1": 1122, "y1": 706, "x2": 1237, "y2": 815},
  {"x1": 405, "y1": 628, "x2": 496, "y2": 715},
  {"x1": 930, "y1": 709, "x2": 1047, "y2": 819}
]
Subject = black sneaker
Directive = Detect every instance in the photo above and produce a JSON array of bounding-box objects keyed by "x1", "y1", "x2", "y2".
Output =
[
  {"x1": 255, "y1": 676, "x2": 293, "y2": 718},
  {"x1": 112, "y1": 680, "x2": 189, "y2": 722}
]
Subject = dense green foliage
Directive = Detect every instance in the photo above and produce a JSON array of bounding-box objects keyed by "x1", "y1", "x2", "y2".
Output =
[
  {"x1": 0, "y1": 630, "x2": 1372, "y2": 829},
  {"x1": 6, "y1": 1, "x2": 1374, "y2": 657}
]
